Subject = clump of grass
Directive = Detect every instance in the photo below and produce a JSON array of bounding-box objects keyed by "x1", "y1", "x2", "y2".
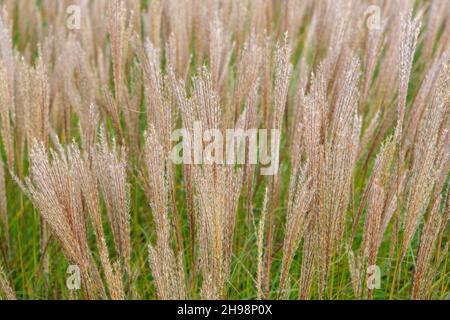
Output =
[
  {"x1": 143, "y1": 126, "x2": 187, "y2": 300},
  {"x1": 0, "y1": 0, "x2": 448, "y2": 300}
]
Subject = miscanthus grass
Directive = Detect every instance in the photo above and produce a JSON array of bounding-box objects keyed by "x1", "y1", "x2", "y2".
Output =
[{"x1": 0, "y1": 0, "x2": 448, "y2": 300}]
